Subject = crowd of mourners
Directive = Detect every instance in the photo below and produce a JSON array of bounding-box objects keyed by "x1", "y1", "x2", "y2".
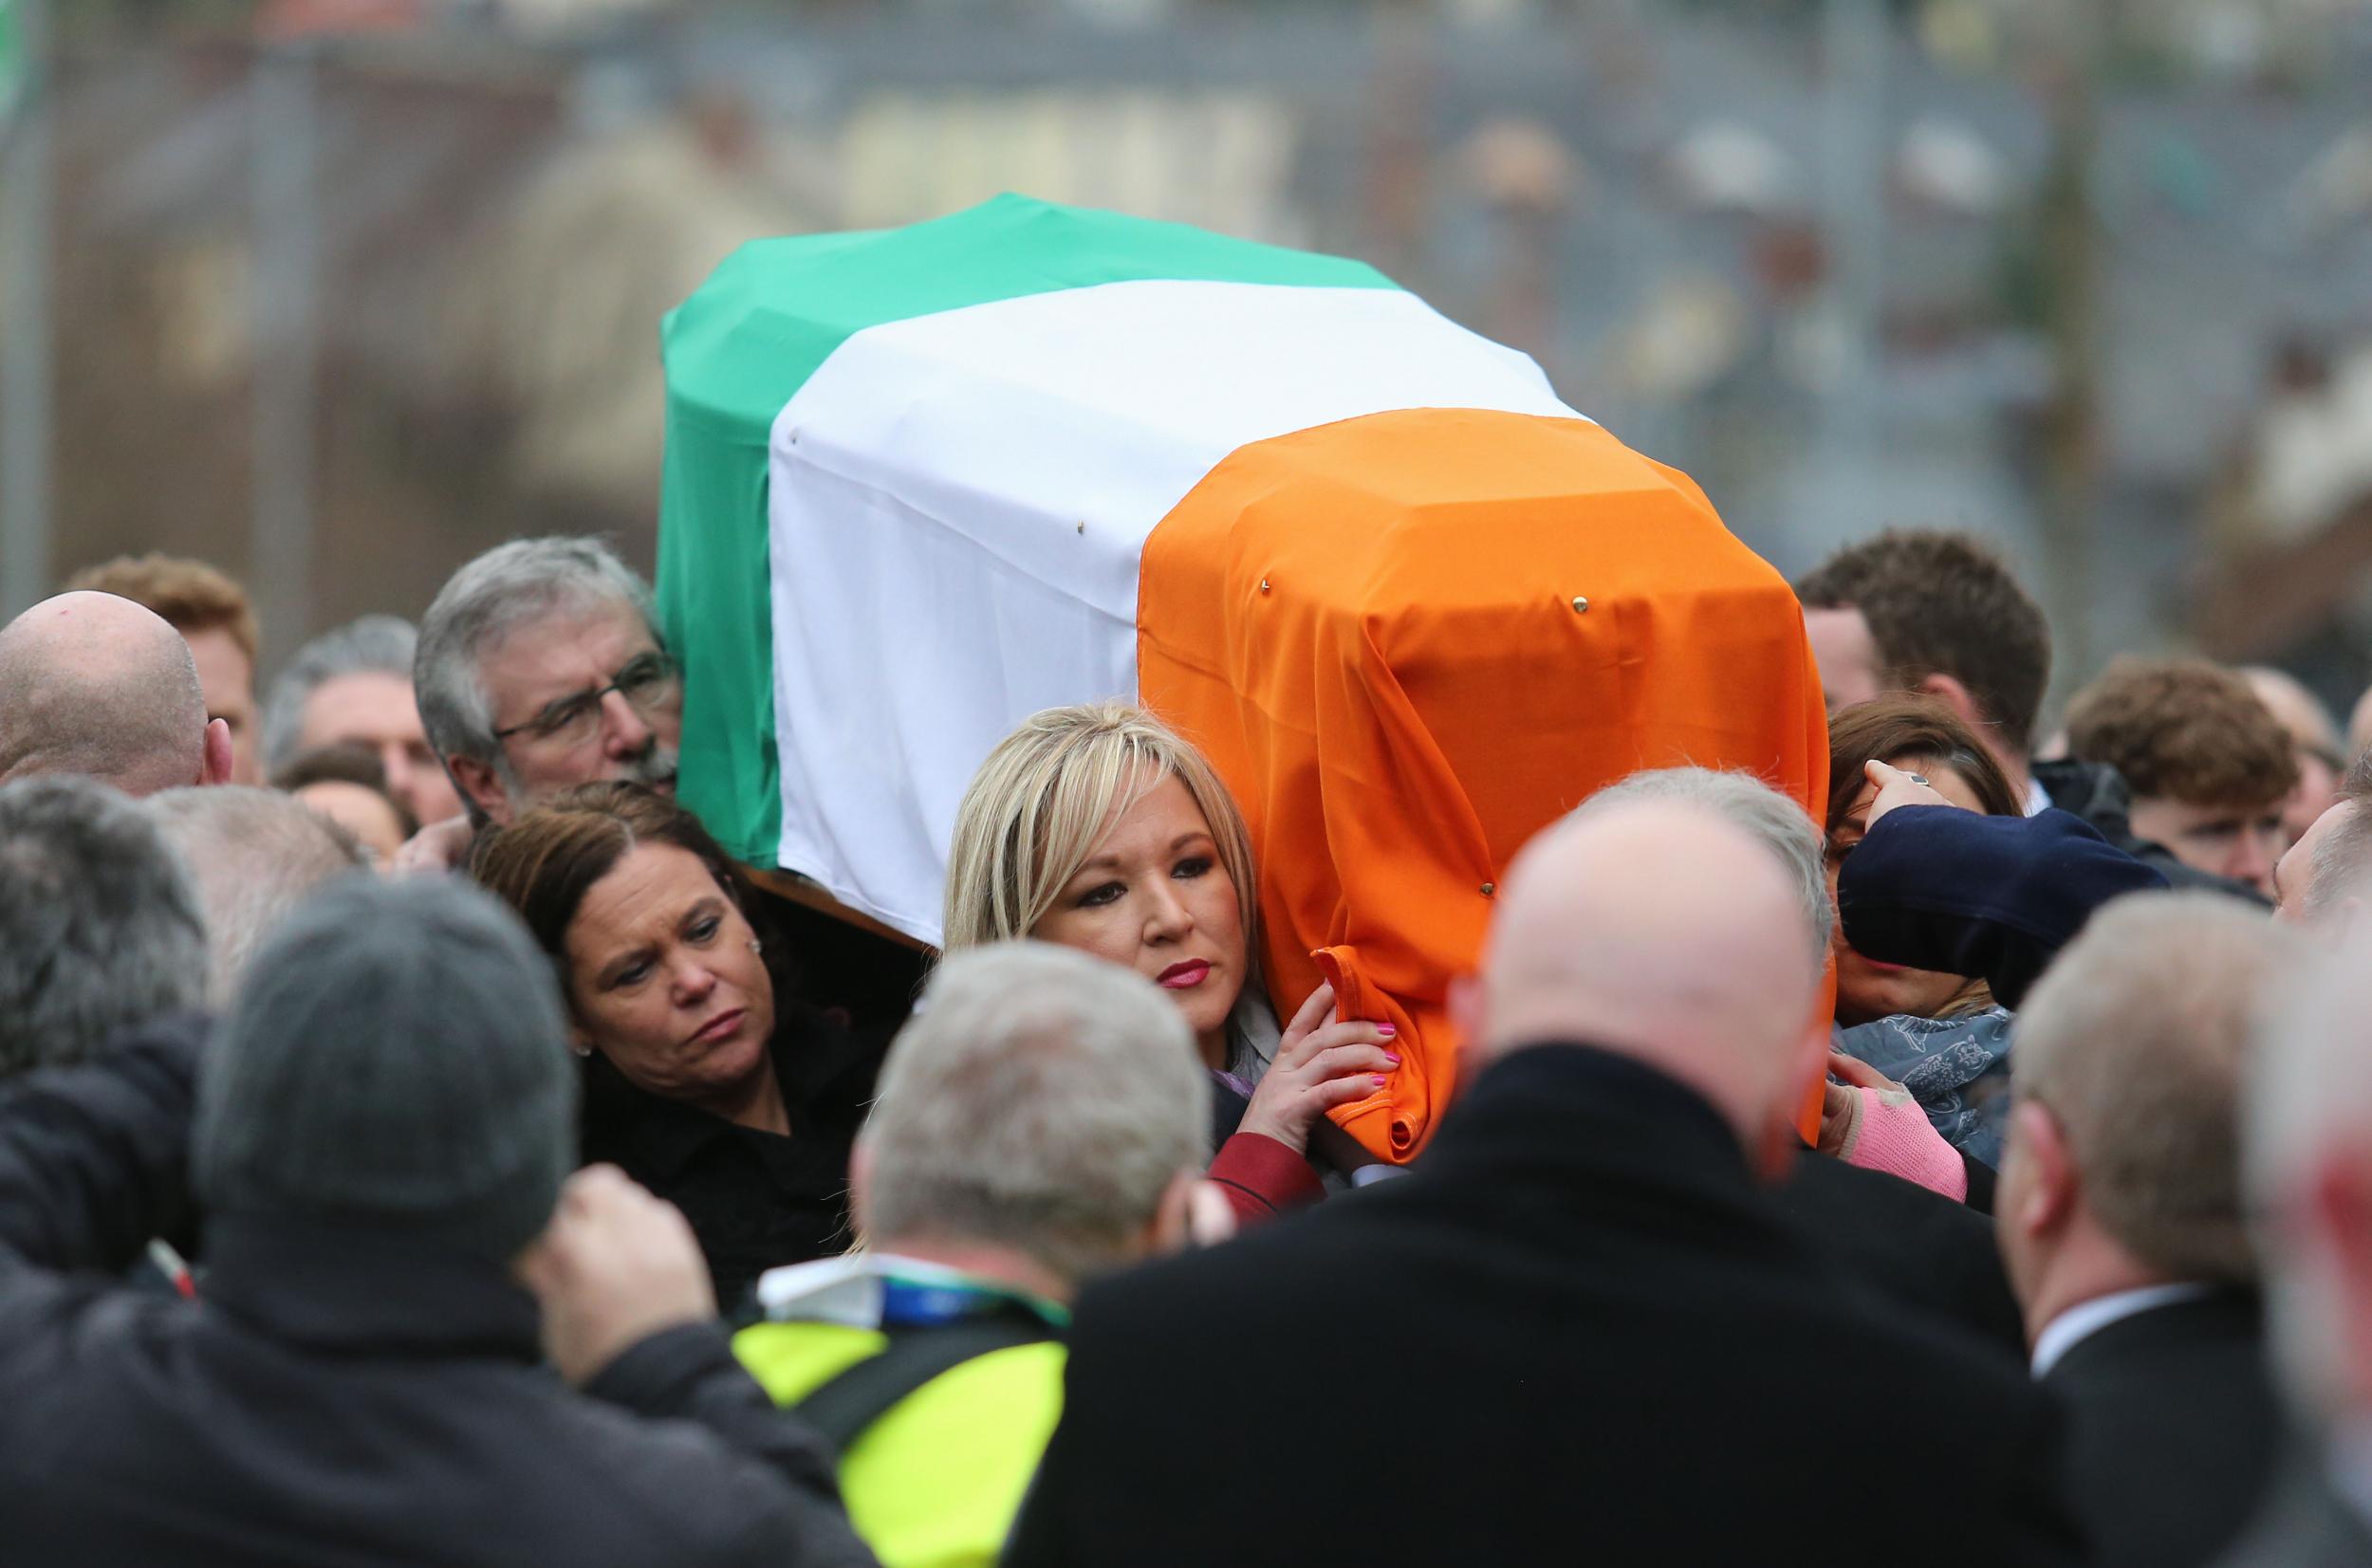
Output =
[{"x1": 3, "y1": 528, "x2": 2372, "y2": 1565}]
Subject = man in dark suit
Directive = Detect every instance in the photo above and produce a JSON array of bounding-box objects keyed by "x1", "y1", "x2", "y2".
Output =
[
  {"x1": 1996, "y1": 893, "x2": 2297, "y2": 1568},
  {"x1": 1006, "y1": 778, "x2": 2083, "y2": 1568},
  {"x1": 1773, "y1": 1139, "x2": 2025, "y2": 1350}
]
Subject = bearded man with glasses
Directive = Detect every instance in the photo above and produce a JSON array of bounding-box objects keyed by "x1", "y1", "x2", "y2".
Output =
[
  {"x1": 407, "y1": 536, "x2": 926, "y2": 1031},
  {"x1": 416, "y1": 538, "x2": 683, "y2": 830},
  {"x1": 491, "y1": 649, "x2": 681, "y2": 771}
]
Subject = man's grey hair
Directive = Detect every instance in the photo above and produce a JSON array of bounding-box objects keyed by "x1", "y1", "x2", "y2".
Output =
[
  {"x1": 2016, "y1": 892, "x2": 2291, "y2": 1285},
  {"x1": 2249, "y1": 915, "x2": 2372, "y2": 1424},
  {"x1": 0, "y1": 777, "x2": 209, "y2": 1079},
  {"x1": 260, "y1": 615, "x2": 419, "y2": 775},
  {"x1": 858, "y1": 942, "x2": 1211, "y2": 1290},
  {"x1": 414, "y1": 537, "x2": 657, "y2": 781},
  {"x1": 1573, "y1": 766, "x2": 1834, "y2": 965},
  {"x1": 147, "y1": 786, "x2": 368, "y2": 1007}
]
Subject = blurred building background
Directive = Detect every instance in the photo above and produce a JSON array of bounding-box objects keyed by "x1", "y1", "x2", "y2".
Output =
[{"x1": 8, "y1": 0, "x2": 2372, "y2": 718}]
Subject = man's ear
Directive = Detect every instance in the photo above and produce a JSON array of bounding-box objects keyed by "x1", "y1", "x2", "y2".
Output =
[
  {"x1": 1148, "y1": 1170, "x2": 1232, "y2": 1258},
  {"x1": 445, "y1": 754, "x2": 512, "y2": 826},
  {"x1": 2306, "y1": 1153, "x2": 2372, "y2": 1406},
  {"x1": 2332, "y1": 895, "x2": 2363, "y2": 947},
  {"x1": 846, "y1": 1141, "x2": 876, "y2": 1244},
  {"x1": 1446, "y1": 972, "x2": 1495, "y2": 1102},
  {"x1": 1448, "y1": 972, "x2": 1484, "y2": 1050},
  {"x1": 2008, "y1": 1099, "x2": 2076, "y2": 1241},
  {"x1": 1760, "y1": 1016, "x2": 1832, "y2": 1180},
  {"x1": 1916, "y1": 672, "x2": 1985, "y2": 732},
  {"x1": 199, "y1": 718, "x2": 234, "y2": 786}
]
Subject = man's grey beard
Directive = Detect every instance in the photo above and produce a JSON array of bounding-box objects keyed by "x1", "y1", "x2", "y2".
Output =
[
  {"x1": 498, "y1": 744, "x2": 680, "y2": 816},
  {"x1": 618, "y1": 745, "x2": 679, "y2": 791}
]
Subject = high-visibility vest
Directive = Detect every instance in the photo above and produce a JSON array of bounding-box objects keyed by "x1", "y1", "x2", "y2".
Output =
[{"x1": 734, "y1": 1319, "x2": 1066, "y2": 1568}]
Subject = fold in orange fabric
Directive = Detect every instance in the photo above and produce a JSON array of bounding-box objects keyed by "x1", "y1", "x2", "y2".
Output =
[{"x1": 1138, "y1": 410, "x2": 1828, "y2": 1162}]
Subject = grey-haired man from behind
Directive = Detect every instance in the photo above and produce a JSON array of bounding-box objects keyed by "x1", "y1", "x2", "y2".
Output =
[
  {"x1": 0, "y1": 775, "x2": 209, "y2": 1082},
  {"x1": 0, "y1": 876, "x2": 876, "y2": 1567}
]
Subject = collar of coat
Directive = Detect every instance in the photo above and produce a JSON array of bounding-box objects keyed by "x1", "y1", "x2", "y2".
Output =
[
  {"x1": 1417, "y1": 1041, "x2": 1751, "y2": 1192},
  {"x1": 581, "y1": 1003, "x2": 877, "y2": 1187},
  {"x1": 198, "y1": 1213, "x2": 541, "y2": 1361}
]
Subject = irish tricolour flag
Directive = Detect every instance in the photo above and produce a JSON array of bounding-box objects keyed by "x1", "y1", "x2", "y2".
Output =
[{"x1": 658, "y1": 194, "x2": 1824, "y2": 1160}]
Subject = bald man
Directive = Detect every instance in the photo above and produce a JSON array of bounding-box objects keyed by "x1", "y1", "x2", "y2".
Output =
[
  {"x1": 0, "y1": 593, "x2": 233, "y2": 797},
  {"x1": 1008, "y1": 795, "x2": 2083, "y2": 1568},
  {"x1": 1454, "y1": 798, "x2": 1828, "y2": 1171}
]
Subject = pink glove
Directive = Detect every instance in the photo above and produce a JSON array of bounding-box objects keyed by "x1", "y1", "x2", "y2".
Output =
[{"x1": 1830, "y1": 1081, "x2": 1969, "y2": 1203}]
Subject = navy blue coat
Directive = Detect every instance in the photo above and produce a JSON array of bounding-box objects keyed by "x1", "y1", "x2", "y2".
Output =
[{"x1": 1838, "y1": 805, "x2": 2167, "y2": 1010}]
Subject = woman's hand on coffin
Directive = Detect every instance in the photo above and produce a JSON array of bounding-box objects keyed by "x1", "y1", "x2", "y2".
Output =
[{"x1": 1239, "y1": 983, "x2": 1399, "y2": 1156}]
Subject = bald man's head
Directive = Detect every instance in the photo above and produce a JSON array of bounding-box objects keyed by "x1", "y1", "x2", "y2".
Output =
[
  {"x1": 0, "y1": 593, "x2": 232, "y2": 798},
  {"x1": 1466, "y1": 799, "x2": 1825, "y2": 1169}
]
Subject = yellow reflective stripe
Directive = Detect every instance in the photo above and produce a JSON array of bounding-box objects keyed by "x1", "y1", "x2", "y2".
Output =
[
  {"x1": 732, "y1": 1320, "x2": 887, "y2": 1405},
  {"x1": 734, "y1": 1321, "x2": 1067, "y2": 1568},
  {"x1": 839, "y1": 1341, "x2": 1066, "y2": 1568}
]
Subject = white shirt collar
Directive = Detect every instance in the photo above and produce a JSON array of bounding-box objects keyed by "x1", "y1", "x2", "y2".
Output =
[
  {"x1": 2022, "y1": 773, "x2": 2052, "y2": 818},
  {"x1": 2031, "y1": 1282, "x2": 2217, "y2": 1376},
  {"x1": 751, "y1": 1251, "x2": 985, "y2": 1327}
]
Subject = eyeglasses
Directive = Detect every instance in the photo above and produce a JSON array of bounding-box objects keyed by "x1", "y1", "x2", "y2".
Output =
[{"x1": 493, "y1": 652, "x2": 681, "y2": 748}]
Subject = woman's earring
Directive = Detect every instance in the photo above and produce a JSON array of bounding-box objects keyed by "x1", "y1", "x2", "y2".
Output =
[
  {"x1": 569, "y1": 1043, "x2": 593, "y2": 1060},
  {"x1": 748, "y1": 938, "x2": 763, "y2": 955}
]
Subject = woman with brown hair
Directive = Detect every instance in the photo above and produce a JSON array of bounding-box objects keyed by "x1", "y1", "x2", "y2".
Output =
[
  {"x1": 470, "y1": 782, "x2": 878, "y2": 1308},
  {"x1": 1825, "y1": 694, "x2": 2025, "y2": 1167}
]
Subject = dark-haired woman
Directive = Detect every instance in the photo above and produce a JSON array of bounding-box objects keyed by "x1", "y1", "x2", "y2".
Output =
[
  {"x1": 1825, "y1": 695, "x2": 2024, "y2": 1171},
  {"x1": 471, "y1": 782, "x2": 877, "y2": 1309}
]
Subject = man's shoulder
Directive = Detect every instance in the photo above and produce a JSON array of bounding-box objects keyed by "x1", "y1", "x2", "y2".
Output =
[
  {"x1": 1077, "y1": 1197, "x2": 1369, "y2": 1323},
  {"x1": 1838, "y1": 1281, "x2": 2049, "y2": 1407},
  {"x1": 1774, "y1": 1150, "x2": 2002, "y2": 1281},
  {"x1": 1064, "y1": 1173, "x2": 1521, "y2": 1373},
  {"x1": 1783, "y1": 1272, "x2": 2066, "y2": 1509},
  {"x1": 519, "y1": 1377, "x2": 840, "y2": 1560},
  {"x1": 1077, "y1": 1158, "x2": 2016, "y2": 1379},
  {"x1": 1780, "y1": 1146, "x2": 1993, "y2": 1229},
  {"x1": 406, "y1": 1352, "x2": 859, "y2": 1568},
  {"x1": 1772, "y1": 1153, "x2": 2027, "y2": 1353},
  {"x1": 2048, "y1": 1296, "x2": 2281, "y2": 1427},
  {"x1": 0, "y1": 1273, "x2": 180, "y2": 1403},
  {"x1": 2052, "y1": 1293, "x2": 2264, "y2": 1369},
  {"x1": 2214, "y1": 1459, "x2": 2372, "y2": 1568}
]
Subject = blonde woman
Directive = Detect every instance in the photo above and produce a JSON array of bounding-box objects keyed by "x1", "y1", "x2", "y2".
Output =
[{"x1": 944, "y1": 702, "x2": 1395, "y2": 1221}]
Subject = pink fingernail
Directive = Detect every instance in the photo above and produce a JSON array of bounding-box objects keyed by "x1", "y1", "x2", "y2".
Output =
[
  {"x1": 1384, "y1": 1053, "x2": 1402, "y2": 1065},
  {"x1": 1377, "y1": 1024, "x2": 1397, "y2": 1037},
  {"x1": 1370, "y1": 1075, "x2": 1389, "y2": 1086}
]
